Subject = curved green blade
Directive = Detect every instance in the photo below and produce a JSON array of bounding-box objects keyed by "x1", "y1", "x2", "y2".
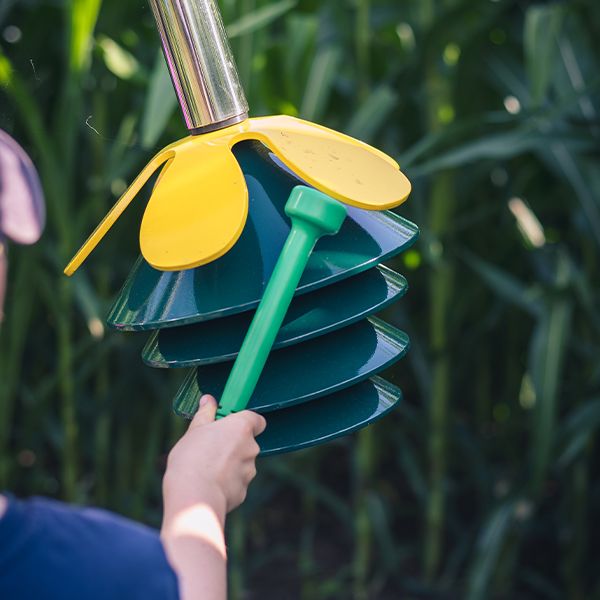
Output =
[
  {"x1": 107, "y1": 143, "x2": 418, "y2": 331},
  {"x1": 143, "y1": 265, "x2": 407, "y2": 367},
  {"x1": 257, "y1": 376, "x2": 402, "y2": 456},
  {"x1": 173, "y1": 317, "x2": 409, "y2": 416}
]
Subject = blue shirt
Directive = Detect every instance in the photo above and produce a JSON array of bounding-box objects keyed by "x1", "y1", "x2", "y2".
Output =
[{"x1": 0, "y1": 495, "x2": 179, "y2": 599}]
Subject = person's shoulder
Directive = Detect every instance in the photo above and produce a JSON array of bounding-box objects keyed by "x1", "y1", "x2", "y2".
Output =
[
  {"x1": 32, "y1": 497, "x2": 177, "y2": 579},
  {"x1": 3, "y1": 496, "x2": 179, "y2": 600},
  {"x1": 31, "y1": 496, "x2": 160, "y2": 547}
]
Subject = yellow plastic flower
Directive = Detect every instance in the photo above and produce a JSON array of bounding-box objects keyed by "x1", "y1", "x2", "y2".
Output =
[{"x1": 65, "y1": 115, "x2": 411, "y2": 274}]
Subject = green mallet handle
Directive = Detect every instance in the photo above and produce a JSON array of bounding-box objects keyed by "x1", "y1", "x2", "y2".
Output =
[{"x1": 217, "y1": 186, "x2": 347, "y2": 417}]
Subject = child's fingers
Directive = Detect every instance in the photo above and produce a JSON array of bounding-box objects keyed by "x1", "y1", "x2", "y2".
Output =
[
  {"x1": 189, "y1": 394, "x2": 217, "y2": 428},
  {"x1": 237, "y1": 411, "x2": 267, "y2": 436}
]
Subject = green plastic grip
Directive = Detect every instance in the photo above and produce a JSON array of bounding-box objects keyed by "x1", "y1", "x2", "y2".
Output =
[{"x1": 216, "y1": 186, "x2": 347, "y2": 417}]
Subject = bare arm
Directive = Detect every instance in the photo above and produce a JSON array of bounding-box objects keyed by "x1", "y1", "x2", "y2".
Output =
[{"x1": 160, "y1": 395, "x2": 266, "y2": 600}]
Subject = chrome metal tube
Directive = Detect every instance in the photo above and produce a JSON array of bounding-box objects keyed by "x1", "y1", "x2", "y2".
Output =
[{"x1": 148, "y1": 0, "x2": 249, "y2": 133}]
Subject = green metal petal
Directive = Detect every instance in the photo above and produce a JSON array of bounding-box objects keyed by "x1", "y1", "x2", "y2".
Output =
[
  {"x1": 172, "y1": 317, "x2": 409, "y2": 416},
  {"x1": 142, "y1": 265, "x2": 407, "y2": 367},
  {"x1": 107, "y1": 143, "x2": 418, "y2": 331},
  {"x1": 257, "y1": 375, "x2": 402, "y2": 456}
]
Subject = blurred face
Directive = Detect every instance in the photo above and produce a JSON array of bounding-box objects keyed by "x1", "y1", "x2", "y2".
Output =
[{"x1": 0, "y1": 130, "x2": 45, "y2": 324}]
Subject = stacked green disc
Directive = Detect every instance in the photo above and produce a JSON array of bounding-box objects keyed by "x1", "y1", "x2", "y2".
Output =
[{"x1": 107, "y1": 141, "x2": 419, "y2": 455}]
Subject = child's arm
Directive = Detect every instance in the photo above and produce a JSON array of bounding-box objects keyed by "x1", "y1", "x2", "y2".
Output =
[{"x1": 160, "y1": 395, "x2": 266, "y2": 600}]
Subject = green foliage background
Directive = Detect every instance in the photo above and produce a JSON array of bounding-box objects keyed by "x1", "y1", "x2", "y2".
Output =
[{"x1": 1, "y1": 0, "x2": 599, "y2": 597}]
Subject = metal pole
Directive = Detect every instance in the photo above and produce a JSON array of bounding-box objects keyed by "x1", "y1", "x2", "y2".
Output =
[{"x1": 148, "y1": 0, "x2": 249, "y2": 133}]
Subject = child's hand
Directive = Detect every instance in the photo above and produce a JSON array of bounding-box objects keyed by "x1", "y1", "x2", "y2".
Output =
[
  {"x1": 163, "y1": 394, "x2": 266, "y2": 517},
  {"x1": 161, "y1": 395, "x2": 266, "y2": 600}
]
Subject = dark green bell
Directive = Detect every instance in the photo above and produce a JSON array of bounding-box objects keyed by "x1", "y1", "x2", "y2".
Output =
[
  {"x1": 256, "y1": 376, "x2": 402, "y2": 456},
  {"x1": 109, "y1": 142, "x2": 419, "y2": 454},
  {"x1": 142, "y1": 265, "x2": 408, "y2": 367},
  {"x1": 172, "y1": 317, "x2": 409, "y2": 415}
]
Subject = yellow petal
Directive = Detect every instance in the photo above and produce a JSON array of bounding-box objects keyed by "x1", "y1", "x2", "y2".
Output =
[
  {"x1": 139, "y1": 136, "x2": 247, "y2": 271},
  {"x1": 64, "y1": 149, "x2": 173, "y2": 276},
  {"x1": 245, "y1": 115, "x2": 411, "y2": 210}
]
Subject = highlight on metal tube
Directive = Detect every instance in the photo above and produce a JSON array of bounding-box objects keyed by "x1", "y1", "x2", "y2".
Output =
[{"x1": 148, "y1": 0, "x2": 249, "y2": 133}]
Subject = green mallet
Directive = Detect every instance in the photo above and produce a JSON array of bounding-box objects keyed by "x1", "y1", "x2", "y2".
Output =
[{"x1": 216, "y1": 185, "x2": 347, "y2": 418}]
